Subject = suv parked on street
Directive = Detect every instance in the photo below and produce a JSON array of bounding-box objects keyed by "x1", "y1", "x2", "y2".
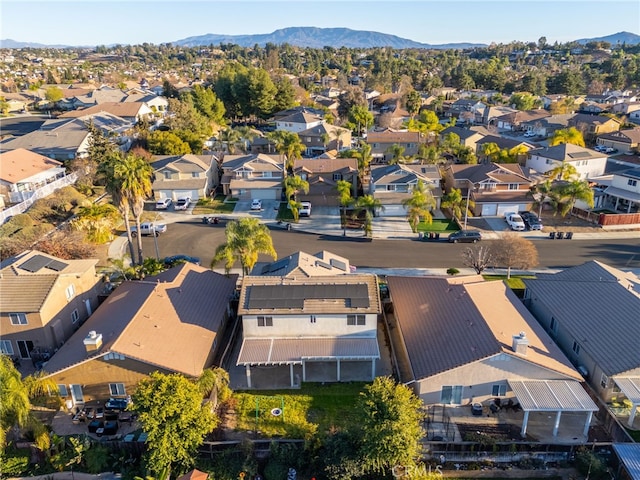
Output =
[
  {"x1": 448, "y1": 230, "x2": 482, "y2": 243},
  {"x1": 519, "y1": 211, "x2": 543, "y2": 230}
]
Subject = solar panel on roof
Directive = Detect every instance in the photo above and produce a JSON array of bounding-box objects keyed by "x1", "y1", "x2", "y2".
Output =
[
  {"x1": 247, "y1": 282, "x2": 370, "y2": 310},
  {"x1": 45, "y1": 259, "x2": 68, "y2": 272},
  {"x1": 330, "y1": 258, "x2": 347, "y2": 271},
  {"x1": 568, "y1": 152, "x2": 591, "y2": 158}
]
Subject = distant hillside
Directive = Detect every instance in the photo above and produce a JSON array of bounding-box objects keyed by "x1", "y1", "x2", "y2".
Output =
[
  {"x1": 575, "y1": 31, "x2": 640, "y2": 45},
  {"x1": 173, "y1": 27, "x2": 483, "y2": 50},
  {"x1": 0, "y1": 38, "x2": 71, "y2": 49}
]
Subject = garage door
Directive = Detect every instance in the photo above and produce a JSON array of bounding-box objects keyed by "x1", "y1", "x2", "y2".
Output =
[
  {"x1": 481, "y1": 203, "x2": 497, "y2": 216},
  {"x1": 497, "y1": 204, "x2": 524, "y2": 217},
  {"x1": 378, "y1": 204, "x2": 407, "y2": 217},
  {"x1": 251, "y1": 189, "x2": 277, "y2": 200},
  {"x1": 174, "y1": 190, "x2": 198, "y2": 200}
]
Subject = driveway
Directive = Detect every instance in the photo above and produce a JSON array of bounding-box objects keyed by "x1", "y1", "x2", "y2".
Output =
[
  {"x1": 234, "y1": 199, "x2": 280, "y2": 220},
  {"x1": 483, "y1": 216, "x2": 511, "y2": 233}
]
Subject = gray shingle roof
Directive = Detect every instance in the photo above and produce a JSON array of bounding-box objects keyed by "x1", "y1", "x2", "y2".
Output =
[
  {"x1": 524, "y1": 263, "x2": 640, "y2": 376},
  {"x1": 0, "y1": 274, "x2": 58, "y2": 312}
]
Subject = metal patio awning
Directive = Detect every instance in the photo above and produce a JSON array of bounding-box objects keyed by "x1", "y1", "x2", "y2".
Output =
[
  {"x1": 614, "y1": 377, "x2": 640, "y2": 404},
  {"x1": 508, "y1": 380, "x2": 598, "y2": 412}
]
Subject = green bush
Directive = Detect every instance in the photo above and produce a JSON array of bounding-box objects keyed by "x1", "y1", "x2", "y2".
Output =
[
  {"x1": 0, "y1": 448, "x2": 30, "y2": 476},
  {"x1": 446, "y1": 268, "x2": 460, "y2": 276},
  {"x1": 85, "y1": 444, "x2": 110, "y2": 473},
  {"x1": 574, "y1": 447, "x2": 609, "y2": 480}
]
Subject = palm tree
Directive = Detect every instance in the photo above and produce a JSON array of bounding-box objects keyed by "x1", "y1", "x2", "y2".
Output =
[
  {"x1": 549, "y1": 127, "x2": 585, "y2": 147},
  {"x1": 320, "y1": 132, "x2": 330, "y2": 152},
  {"x1": 354, "y1": 142, "x2": 373, "y2": 177},
  {"x1": 556, "y1": 180, "x2": 594, "y2": 217},
  {"x1": 115, "y1": 154, "x2": 153, "y2": 265},
  {"x1": 402, "y1": 180, "x2": 436, "y2": 233},
  {"x1": 196, "y1": 367, "x2": 231, "y2": 409},
  {"x1": 330, "y1": 127, "x2": 347, "y2": 152},
  {"x1": 218, "y1": 128, "x2": 242, "y2": 154},
  {"x1": 354, "y1": 194, "x2": 384, "y2": 238},
  {"x1": 267, "y1": 131, "x2": 304, "y2": 170},
  {"x1": 212, "y1": 217, "x2": 277, "y2": 275},
  {"x1": 480, "y1": 142, "x2": 500, "y2": 163},
  {"x1": 235, "y1": 126, "x2": 258, "y2": 153},
  {"x1": 283, "y1": 175, "x2": 309, "y2": 222},
  {"x1": 545, "y1": 162, "x2": 579, "y2": 181},
  {"x1": 72, "y1": 203, "x2": 120, "y2": 243},
  {"x1": 440, "y1": 188, "x2": 475, "y2": 223},
  {"x1": 387, "y1": 144, "x2": 407, "y2": 165},
  {"x1": 336, "y1": 179, "x2": 354, "y2": 236}
]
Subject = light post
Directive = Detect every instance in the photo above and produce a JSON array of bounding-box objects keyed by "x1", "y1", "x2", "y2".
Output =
[{"x1": 153, "y1": 214, "x2": 161, "y2": 260}]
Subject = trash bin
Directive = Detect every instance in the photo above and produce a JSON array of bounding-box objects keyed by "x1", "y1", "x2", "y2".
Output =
[
  {"x1": 565, "y1": 231, "x2": 573, "y2": 239},
  {"x1": 418, "y1": 232, "x2": 423, "y2": 239},
  {"x1": 556, "y1": 232, "x2": 564, "y2": 239},
  {"x1": 435, "y1": 233, "x2": 440, "y2": 240},
  {"x1": 549, "y1": 232, "x2": 555, "y2": 239}
]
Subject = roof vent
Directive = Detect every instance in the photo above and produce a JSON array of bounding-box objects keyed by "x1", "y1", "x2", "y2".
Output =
[
  {"x1": 512, "y1": 331, "x2": 529, "y2": 355},
  {"x1": 83, "y1": 330, "x2": 103, "y2": 354}
]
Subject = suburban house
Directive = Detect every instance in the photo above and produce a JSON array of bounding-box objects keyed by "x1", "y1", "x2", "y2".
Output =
[
  {"x1": 596, "y1": 128, "x2": 640, "y2": 154},
  {"x1": 446, "y1": 99, "x2": 486, "y2": 124},
  {"x1": 273, "y1": 108, "x2": 324, "y2": 133},
  {"x1": 526, "y1": 144, "x2": 608, "y2": 180},
  {"x1": 482, "y1": 105, "x2": 518, "y2": 126},
  {"x1": 0, "y1": 148, "x2": 66, "y2": 204},
  {"x1": 70, "y1": 86, "x2": 127, "y2": 108},
  {"x1": 369, "y1": 163, "x2": 442, "y2": 216},
  {"x1": 443, "y1": 162, "x2": 533, "y2": 217},
  {"x1": 523, "y1": 261, "x2": 640, "y2": 427},
  {"x1": 293, "y1": 157, "x2": 358, "y2": 206},
  {"x1": 366, "y1": 131, "x2": 425, "y2": 163},
  {"x1": 42, "y1": 263, "x2": 238, "y2": 406},
  {"x1": 0, "y1": 118, "x2": 93, "y2": 161},
  {"x1": 297, "y1": 123, "x2": 352, "y2": 155},
  {"x1": 475, "y1": 135, "x2": 535, "y2": 164},
  {"x1": 386, "y1": 276, "x2": 595, "y2": 438},
  {"x1": 60, "y1": 101, "x2": 154, "y2": 124},
  {"x1": 520, "y1": 114, "x2": 573, "y2": 138},
  {"x1": 123, "y1": 91, "x2": 169, "y2": 112},
  {"x1": 251, "y1": 250, "x2": 353, "y2": 278},
  {"x1": 568, "y1": 113, "x2": 621, "y2": 142},
  {"x1": 597, "y1": 167, "x2": 640, "y2": 213},
  {"x1": 236, "y1": 260, "x2": 381, "y2": 388},
  {"x1": 439, "y1": 126, "x2": 486, "y2": 151},
  {"x1": 220, "y1": 153, "x2": 283, "y2": 200},
  {"x1": 151, "y1": 154, "x2": 219, "y2": 202},
  {"x1": 492, "y1": 109, "x2": 550, "y2": 132},
  {"x1": 0, "y1": 250, "x2": 102, "y2": 363},
  {"x1": 630, "y1": 109, "x2": 640, "y2": 126}
]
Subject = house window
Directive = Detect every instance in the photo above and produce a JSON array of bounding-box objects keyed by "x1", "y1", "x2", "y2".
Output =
[
  {"x1": 628, "y1": 179, "x2": 638, "y2": 187},
  {"x1": 58, "y1": 385, "x2": 68, "y2": 397},
  {"x1": 192, "y1": 172, "x2": 200, "y2": 178},
  {"x1": 550, "y1": 317, "x2": 557, "y2": 332},
  {"x1": 386, "y1": 185, "x2": 396, "y2": 191},
  {"x1": 0, "y1": 340, "x2": 13, "y2": 355},
  {"x1": 66, "y1": 284, "x2": 76, "y2": 301},
  {"x1": 572, "y1": 341, "x2": 581, "y2": 355},
  {"x1": 109, "y1": 383, "x2": 126, "y2": 396},
  {"x1": 257, "y1": 316, "x2": 273, "y2": 327},
  {"x1": 104, "y1": 352, "x2": 125, "y2": 360},
  {"x1": 508, "y1": 183, "x2": 518, "y2": 190},
  {"x1": 9, "y1": 313, "x2": 27, "y2": 325},
  {"x1": 441, "y1": 385, "x2": 463, "y2": 404},
  {"x1": 546, "y1": 159, "x2": 553, "y2": 164},
  {"x1": 600, "y1": 373, "x2": 609, "y2": 389},
  {"x1": 333, "y1": 173, "x2": 342, "y2": 181},
  {"x1": 492, "y1": 384, "x2": 507, "y2": 397},
  {"x1": 310, "y1": 315, "x2": 317, "y2": 324},
  {"x1": 163, "y1": 171, "x2": 171, "y2": 179},
  {"x1": 347, "y1": 314, "x2": 366, "y2": 326},
  {"x1": 71, "y1": 309, "x2": 79, "y2": 324}
]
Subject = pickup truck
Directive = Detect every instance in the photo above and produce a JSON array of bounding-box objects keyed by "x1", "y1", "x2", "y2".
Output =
[
  {"x1": 504, "y1": 213, "x2": 526, "y2": 231},
  {"x1": 130, "y1": 222, "x2": 167, "y2": 237}
]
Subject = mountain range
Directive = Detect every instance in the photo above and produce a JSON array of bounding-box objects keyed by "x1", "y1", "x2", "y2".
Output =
[{"x1": 2, "y1": 28, "x2": 639, "y2": 50}]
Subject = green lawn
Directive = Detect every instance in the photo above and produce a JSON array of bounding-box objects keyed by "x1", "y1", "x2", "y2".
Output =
[
  {"x1": 192, "y1": 196, "x2": 236, "y2": 214},
  {"x1": 482, "y1": 274, "x2": 536, "y2": 290},
  {"x1": 417, "y1": 218, "x2": 459, "y2": 233},
  {"x1": 232, "y1": 382, "x2": 366, "y2": 438}
]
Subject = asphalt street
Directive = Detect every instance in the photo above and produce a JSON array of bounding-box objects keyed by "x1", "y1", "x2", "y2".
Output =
[{"x1": 135, "y1": 219, "x2": 640, "y2": 271}]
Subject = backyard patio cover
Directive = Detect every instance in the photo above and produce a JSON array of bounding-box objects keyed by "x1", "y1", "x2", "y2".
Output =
[
  {"x1": 613, "y1": 377, "x2": 640, "y2": 427},
  {"x1": 508, "y1": 380, "x2": 598, "y2": 437}
]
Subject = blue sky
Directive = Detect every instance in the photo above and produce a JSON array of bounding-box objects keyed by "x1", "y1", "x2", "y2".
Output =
[{"x1": 2, "y1": 0, "x2": 639, "y2": 46}]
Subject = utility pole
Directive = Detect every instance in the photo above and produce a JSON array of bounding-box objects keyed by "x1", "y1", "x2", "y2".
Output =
[{"x1": 463, "y1": 182, "x2": 471, "y2": 230}]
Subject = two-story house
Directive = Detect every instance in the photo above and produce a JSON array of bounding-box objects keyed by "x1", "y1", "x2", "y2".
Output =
[
  {"x1": 568, "y1": 113, "x2": 621, "y2": 142},
  {"x1": 601, "y1": 167, "x2": 640, "y2": 213},
  {"x1": 369, "y1": 164, "x2": 442, "y2": 216},
  {"x1": 298, "y1": 123, "x2": 351, "y2": 155},
  {"x1": 475, "y1": 135, "x2": 536, "y2": 164},
  {"x1": 366, "y1": 131, "x2": 425, "y2": 163},
  {"x1": 523, "y1": 261, "x2": 640, "y2": 427},
  {"x1": 0, "y1": 250, "x2": 102, "y2": 364},
  {"x1": 236, "y1": 266, "x2": 382, "y2": 388},
  {"x1": 293, "y1": 158, "x2": 358, "y2": 207},
  {"x1": 493, "y1": 109, "x2": 550, "y2": 132},
  {"x1": 0, "y1": 148, "x2": 66, "y2": 204},
  {"x1": 439, "y1": 126, "x2": 486, "y2": 151},
  {"x1": 596, "y1": 128, "x2": 640, "y2": 155},
  {"x1": 221, "y1": 153, "x2": 283, "y2": 200},
  {"x1": 43, "y1": 263, "x2": 238, "y2": 406},
  {"x1": 444, "y1": 162, "x2": 533, "y2": 216},
  {"x1": 151, "y1": 154, "x2": 219, "y2": 201},
  {"x1": 526, "y1": 144, "x2": 608, "y2": 180},
  {"x1": 446, "y1": 99, "x2": 486, "y2": 124},
  {"x1": 273, "y1": 108, "x2": 324, "y2": 134},
  {"x1": 60, "y1": 101, "x2": 154, "y2": 125}
]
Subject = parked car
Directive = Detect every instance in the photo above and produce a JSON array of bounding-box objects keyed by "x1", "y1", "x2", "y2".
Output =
[
  {"x1": 174, "y1": 197, "x2": 191, "y2": 210},
  {"x1": 447, "y1": 230, "x2": 482, "y2": 243},
  {"x1": 594, "y1": 144, "x2": 606, "y2": 152},
  {"x1": 155, "y1": 198, "x2": 172, "y2": 210},
  {"x1": 163, "y1": 255, "x2": 201, "y2": 267},
  {"x1": 251, "y1": 199, "x2": 262, "y2": 210},
  {"x1": 504, "y1": 212, "x2": 526, "y2": 231},
  {"x1": 131, "y1": 222, "x2": 167, "y2": 237},
  {"x1": 299, "y1": 201, "x2": 312, "y2": 217},
  {"x1": 519, "y1": 211, "x2": 543, "y2": 231}
]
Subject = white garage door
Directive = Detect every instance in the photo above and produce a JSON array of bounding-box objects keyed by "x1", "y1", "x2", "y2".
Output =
[
  {"x1": 497, "y1": 204, "x2": 525, "y2": 217},
  {"x1": 174, "y1": 190, "x2": 199, "y2": 200},
  {"x1": 378, "y1": 204, "x2": 407, "y2": 217},
  {"x1": 481, "y1": 203, "x2": 497, "y2": 216},
  {"x1": 251, "y1": 189, "x2": 277, "y2": 200}
]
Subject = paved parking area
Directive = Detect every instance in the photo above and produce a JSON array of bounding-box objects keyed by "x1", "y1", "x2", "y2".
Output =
[{"x1": 234, "y1": 199, "x2": 280, "y2": 220}]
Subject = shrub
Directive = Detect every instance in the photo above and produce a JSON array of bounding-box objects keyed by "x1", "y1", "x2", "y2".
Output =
[
  {"x1": 574, "y1": 447, "x2": 609, "y2": 480},
  {"x1": 446, "y1": 267, "x2": 460, "y2": 276},
  {"x1": 0, "y1": 448, "x2": 30, "y2": 476}
]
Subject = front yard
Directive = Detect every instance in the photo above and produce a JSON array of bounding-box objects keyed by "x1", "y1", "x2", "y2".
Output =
[
  {"x1": 417, "y1": 218, "x2": 459, "y2": 234},
  {"x1": 192, "y1": 195, "x2": 237, "y2": 214},
  {"x1": 228, "y1": 382, "x2": 366, "y2": 439}
]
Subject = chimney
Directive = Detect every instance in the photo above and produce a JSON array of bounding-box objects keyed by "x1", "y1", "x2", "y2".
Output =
[
  {"x1": 512, "y1": 331, "x2": 529, "y2": 355},
  {"x1": 83, "y1": 330, "x2": 103, "y2": 354}
]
